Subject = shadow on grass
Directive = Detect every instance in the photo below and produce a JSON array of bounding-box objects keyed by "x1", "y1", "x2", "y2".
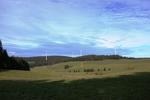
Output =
[
  {"x1": 0, "y1": 72, "x2": 150, "y2": 100},
  {"x1": 0, "y1": 69, "x2": 9, "y2": 72}
]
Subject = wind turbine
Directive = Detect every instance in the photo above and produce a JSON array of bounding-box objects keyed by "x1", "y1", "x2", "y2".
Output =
[
  {"x1": 45, "y1": 50, "x2": 48, "y2": 64},
  {"x1": 114, "y1": 47, "x2": 117, "y2": 55},
  {"x1": 100, "y1": 38, "x2": 120, "y2": 55},
  {"x1": 71, "y1": 51, "x2": 74, "y2": 58},
  {"x1": 80, "y1": 49, "x2": 84, "y2": 67},
  {"x1": 80, "y1": 49, "x2": 83, "y2": 57}
]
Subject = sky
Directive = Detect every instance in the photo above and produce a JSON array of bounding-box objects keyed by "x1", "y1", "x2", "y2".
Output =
[{"x1": 0, "y1": 0, "x2": 150, "y2": 57}]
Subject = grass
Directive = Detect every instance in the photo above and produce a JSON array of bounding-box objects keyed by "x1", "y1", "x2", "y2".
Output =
[
  {"x1": 0, "y1": 72, "x2": 150, "y2": 100},
  {"x1": 0, "y1": 59, "x2": 150, "y2": 100},
  {"x1": 0, "y1": 59, "x2": 150, "y2": 80}
]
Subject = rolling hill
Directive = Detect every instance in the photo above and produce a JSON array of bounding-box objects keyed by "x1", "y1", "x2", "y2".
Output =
[{"x1": 22, "y1": 55, "x2": 130, "y2": 67}]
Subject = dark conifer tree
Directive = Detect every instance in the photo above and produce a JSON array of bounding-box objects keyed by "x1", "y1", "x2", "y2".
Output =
[
  {"x1": 0, "y1": 40, "x2": 4, "y2": 68},
  {"x1": 0, "y1": 40, "x2": 3, "y2": 51},
  {"x1": 0, "y1": 40, "x2": 30, "y2": 71}
]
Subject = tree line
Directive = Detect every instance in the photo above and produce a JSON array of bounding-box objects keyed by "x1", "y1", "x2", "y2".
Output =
[
  {"x1": 23, "y1": 55, "x2": 133, "y2": 67},
  {"x1": 0, "y1": 40, "x2": 30, "y2": 71}
]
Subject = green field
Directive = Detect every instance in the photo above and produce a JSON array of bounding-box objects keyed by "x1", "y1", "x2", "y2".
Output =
[{"x1": 0, "y1": 59, "x2": 150, "y2": 100}]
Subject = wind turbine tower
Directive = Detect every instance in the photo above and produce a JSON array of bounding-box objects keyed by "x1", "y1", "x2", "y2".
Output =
[
  {"x1": 114, "y1": 47, "x2": 117, "y2": 55},
  {"x1": 45, "y1": 50, "x2": 48, "y2": 64},
  {"x1": 101, "y1": 38, "x2": 118, "y2": 55},
  {"x1": 80, "y1": 49, "x2": 84, "y2": 67}
]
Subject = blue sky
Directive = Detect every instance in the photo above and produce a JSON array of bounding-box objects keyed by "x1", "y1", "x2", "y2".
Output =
[{"x1": 0, "y1": 0, "x2": 150, "y2": 57}]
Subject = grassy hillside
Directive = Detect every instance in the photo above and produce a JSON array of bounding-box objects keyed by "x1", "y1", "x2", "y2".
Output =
[
  {"x1": 0, "y1": 59, "x2": 150, "y2": 100},
  {"x1": 0, "y1": 72, "x2": 150, "y2": 100},
  {"x1": 0, "y1": 59, "x2": 150, "y2": 80},
  {"x1": 22, "y1": 55, "x2": 129, "y2": 67}
]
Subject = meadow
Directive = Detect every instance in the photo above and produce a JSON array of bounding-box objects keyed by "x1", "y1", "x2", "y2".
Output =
[{"x1": 0, "y1": 59, "x2": 150, "y2": 100}]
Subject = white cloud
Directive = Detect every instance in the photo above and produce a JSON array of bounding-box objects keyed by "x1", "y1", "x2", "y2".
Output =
[
  {"x1": 2, "y1": 38, "x2": 40, "y2": 50},
  {"x1": 94, "y1": 33, "x2": 150, "y2": 49},
  {"x1": 8, "y1": 51, "x2": 16, "y2": 56},
  {"x1": 52, "y1": 40, "x2": 66, "y2": 44}
]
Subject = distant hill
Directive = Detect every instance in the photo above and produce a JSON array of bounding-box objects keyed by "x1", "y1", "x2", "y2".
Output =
[
  {"x1": 22, "y1": 56, "x2": 72, "y2": 67},
  {"x1": 22, "y1": 55, "x2": 131, "y2": 67},
  {"x1": 70, "y1": 55, "x2": 129, "y2": 61}
]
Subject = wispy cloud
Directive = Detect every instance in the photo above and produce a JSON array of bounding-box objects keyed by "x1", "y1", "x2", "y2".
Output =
[{"x1": 0, "y1": 0, "x2": 150, "y2": 57}]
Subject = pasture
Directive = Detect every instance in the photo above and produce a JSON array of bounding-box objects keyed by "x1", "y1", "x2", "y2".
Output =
[{"x1": 0, "y1": 59, "x2": 150, "y2": 100}]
